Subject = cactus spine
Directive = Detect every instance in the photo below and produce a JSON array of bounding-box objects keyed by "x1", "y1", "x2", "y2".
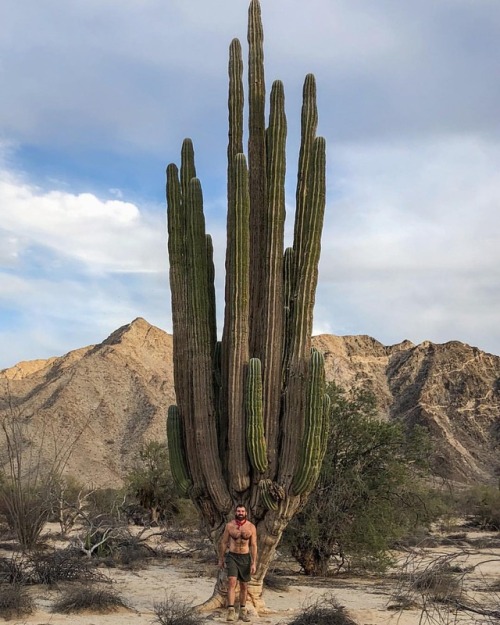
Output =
[{"x1": 166, "y1": 0, "x2": 329, "y2": 600}]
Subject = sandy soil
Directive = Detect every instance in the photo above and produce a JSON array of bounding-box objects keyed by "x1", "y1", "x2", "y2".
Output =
[{"x1": 2, "y1": 525, "x2": 499, "y2": 625}]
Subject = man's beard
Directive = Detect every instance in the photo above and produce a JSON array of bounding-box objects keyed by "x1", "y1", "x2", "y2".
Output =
[{"x1": 235, "y1": 513, "x2": 247, "y2": 521}]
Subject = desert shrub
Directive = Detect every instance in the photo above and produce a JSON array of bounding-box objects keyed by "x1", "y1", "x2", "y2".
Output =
[
  {"x1": 126, "y1": 442, "x2": 184, "y2": 525},
  {"x1": 52, "y1": 583, "x2": 127, "y2": 613},
  {"x1": 0, "y1": 407, "x2": 86, "y2": 550},
  {"x1": 283, "y1": 382, "x2": 434, "y2": 575},
  {"x1": 0, "y1": 482, "x2": 55, "y2": 550},
  {"x1": 108, "y1": 531, "x2": 156, "y2": 568},
  {"x1": 153, "y1": 594, "x2": 204, "y2": 625},
  {"x1": 285, "y1": 595, "x2": 357, "y2": 625},
  {"x1": 0, "y1": 555, "x2": 32, "y2": 585},
  {"x1": 29, "y1": 548, "x2": 104, "y2": 585},
  {"x1": 0, "y1": 583, "x2": 35, "y2": 619},
  {"x1": 73, "y1": 521, "x2": 158, "y2": 568},
  {"x1": 412, "y1": 563, "x2": 462, "y2": 601},
  {"x1": 48, "y1": 475, "x2": 90, "y2": 535},
  {"x1": 459, "y1": 485, "x2": 500, "y2": 530},
  {"x1": 85, "y1": 487, "x2": 127, "y2": 522}
]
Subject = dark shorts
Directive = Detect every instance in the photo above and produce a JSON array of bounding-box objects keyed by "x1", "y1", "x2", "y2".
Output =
[{"x1": 225, "y1": 552, "x2": 251, "y2": 582}]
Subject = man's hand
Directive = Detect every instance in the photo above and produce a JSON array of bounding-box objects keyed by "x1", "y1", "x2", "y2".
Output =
[
  {"x1": 218, "y1": 558, "x2": 225, "y2": 569},
  {"x1": 250, "y1": 562, "x2": 256, "y2": 575}
]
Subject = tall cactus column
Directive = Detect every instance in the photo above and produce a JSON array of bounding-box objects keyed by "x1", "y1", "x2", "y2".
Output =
[{"x1": 166, "y1": 0, "x2": 329, "y2": 611}]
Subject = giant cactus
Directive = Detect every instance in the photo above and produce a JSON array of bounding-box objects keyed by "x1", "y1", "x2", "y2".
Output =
[{"x1": 166, "y1": 0, "x2": 328, "y2": 611}]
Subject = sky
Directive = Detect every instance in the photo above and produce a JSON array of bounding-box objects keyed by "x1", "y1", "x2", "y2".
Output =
[{"x1": 1, "y1": 0, "x2": 500, "y2": 369}]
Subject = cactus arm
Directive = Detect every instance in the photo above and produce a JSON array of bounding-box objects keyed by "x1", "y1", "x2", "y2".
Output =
[
  {"x1": 245, "y1": 358, "x2": 268, "y2": 473},
  {"x1": 221, "y1": 39, "x2": 245, "y2": 484},
  {"x1": 259, "y1": 479, "x2": 278, "y2": 510},
  {"x1": 257, "y1": 80, "x2": 287, "y2": 477},
  {"x1": 167, "y1": 405, "x2": 192, "y2": 496},
  {"x1": 279, "y1": 101, "x2": 326, "y2": 490},
  {"x1": 292, "y1": 349, "x2": 326, "y2": 495},
  {"x1": 247, "y1": 0, "x2": 267, "y2": 357},
  {"x1": 181, "y1": 138, "x2": 196, "y2": 198},
  {"x1": 223, "y1": 154, "x2": 251, "y2": 493},
  {"x1": 206, "y1": 234, "x2": 217, "y2": 356},
  {"x1": 290, "y1": 135, "x2": 327, "y2": 356},
  {"x1": 227, "y1": 38, "x2": 244, "y2": 212},
  {"x1": 167, "y1": 163, "x2": 206, "y2": 494},
  {"x1": 293, "y1": 74, "x2": 318, "y2": 267},
  {"x1": 185, "y1": 178, "x2": 231, "y2": 511}
]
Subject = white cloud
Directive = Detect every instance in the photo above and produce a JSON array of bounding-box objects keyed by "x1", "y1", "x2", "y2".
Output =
[
  {"x1": 0, "y1": 170, "x2": 164, "y2": 273},
  {"x1": 315, "y1": 134, "x2": 500, "y2": 354}
]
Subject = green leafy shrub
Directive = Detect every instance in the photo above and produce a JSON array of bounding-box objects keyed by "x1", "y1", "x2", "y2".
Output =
[
  {"x1": 126, "y1": 441, "x2": 182, "y2": 525},
  {"x1": 283, "y1": 382, "x2": 434, "y2": 575},
  {"x1": 459, "y1": 485, "x2": 500, "y2": 530}
]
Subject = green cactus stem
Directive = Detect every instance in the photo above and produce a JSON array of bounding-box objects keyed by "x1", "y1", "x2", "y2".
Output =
[
  {"x1": 245, "y1": 358, "x2": 268, "y2": 473},
  {"x1": 291, "y1": 349, "x2": 327, "y2": 495},
  {"x1": 259, "y1": 479, "x2": 278, "y2": 510},
  {"x1": 167, "y1": 405, "x2": 192, "y2": 496},
  {"x1": 223, "y1": 153, "x2": 251, "y2": 493}
]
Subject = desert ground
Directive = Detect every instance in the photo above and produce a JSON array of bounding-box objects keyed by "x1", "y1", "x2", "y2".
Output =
[{"x1": 1, "y1": 522, "x2": 499, "y2": 625}]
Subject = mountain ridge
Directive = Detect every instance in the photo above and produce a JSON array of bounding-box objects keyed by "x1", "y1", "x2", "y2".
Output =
[{"x1": 1, "y1": 318, "x2": 498, "y2": 487}]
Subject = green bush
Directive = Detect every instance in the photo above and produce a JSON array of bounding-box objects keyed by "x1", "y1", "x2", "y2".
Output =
[
  {"x1": 126, "y1": 441, "x2": 183, "y2": 525},
  {"x1": 85, "y1": 487, "x2": 128, "y2": 522},
  {"x1": 283, "y1": 383, "x2": 435, "y2": 575},
  {"x1": 459, "y1": 485, "x2": 500, "y2": 530}
]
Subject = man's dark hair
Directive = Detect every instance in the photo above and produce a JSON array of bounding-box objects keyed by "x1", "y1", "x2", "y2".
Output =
[{"x1": 235, "y1": 503, "x2": 246, "y2": 510}]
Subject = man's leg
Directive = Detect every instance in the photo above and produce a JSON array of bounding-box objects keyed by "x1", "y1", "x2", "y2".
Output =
[
  {"x1": 239, "y1": 582, "x2": 251, "y2": 622},
  {"x1": 226, "y1": 576, "x2": 237, "y2": 622}
]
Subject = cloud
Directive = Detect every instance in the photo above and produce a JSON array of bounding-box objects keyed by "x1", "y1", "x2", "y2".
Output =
[
  {"x1": 315, "y1": 134, "x2": 500, "y2": 354},
  {"x1": 0, "y1": 170, "x2": 164, "y2": 273},
  {"x1": 0, "y1": 166, "x2": 170, "y2": 368},
  {"x1": 1, "y1": 0, "x2": 499, "y2": 161}
]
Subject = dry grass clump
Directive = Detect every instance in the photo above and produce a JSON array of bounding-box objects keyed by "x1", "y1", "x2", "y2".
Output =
[
  {"x1": 52, "y1": 583, "x2": 127, "y2": 613},
  {"x1": 30, "y1": 548, "x2": 105, "y2": 585},
  {"x1": 0, "y1": 583, "x2": 35, "y2": 619},
  {"x1": 412, "y1": 563, "x2": 462, "y2": 601},
  {"x1": 285, "y1": 595, "x2": 357, "y2": 625},
  {"x1": 0, "y1": 555, "x2": 29, "y2": 584},
  {"x1": 153, "y1": 594, "x2": 205, "y2": 625}
]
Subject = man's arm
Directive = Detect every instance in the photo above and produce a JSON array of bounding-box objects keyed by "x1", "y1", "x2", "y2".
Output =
[
  {"x1": 218, "y1": 525, "x2": 230, "y2": 568},
  {"x1": 249, "y1": 526, "x2": 257, "y2": 574}
]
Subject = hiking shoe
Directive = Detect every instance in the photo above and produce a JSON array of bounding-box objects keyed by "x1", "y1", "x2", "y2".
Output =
[
  {"x1": 239, "y1": 607, "x2": 251, "y2": 622},
  {"x1": 226, "y1": 607, "x2": 236, "y2": 622}
]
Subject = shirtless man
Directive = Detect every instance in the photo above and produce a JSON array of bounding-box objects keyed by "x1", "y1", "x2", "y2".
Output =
[{"x1": 218, "y1": 504, "x2": 257, "y2": 622}]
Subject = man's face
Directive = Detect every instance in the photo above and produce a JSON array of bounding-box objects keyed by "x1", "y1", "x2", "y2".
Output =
[{"x1": 235, "y1": 507, "x2": 247, "y2": 521}]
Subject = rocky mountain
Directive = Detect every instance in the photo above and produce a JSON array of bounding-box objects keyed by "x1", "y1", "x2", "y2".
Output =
[{"x1": 1, "y1": 318, "x2": 499, "y2": 487}]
